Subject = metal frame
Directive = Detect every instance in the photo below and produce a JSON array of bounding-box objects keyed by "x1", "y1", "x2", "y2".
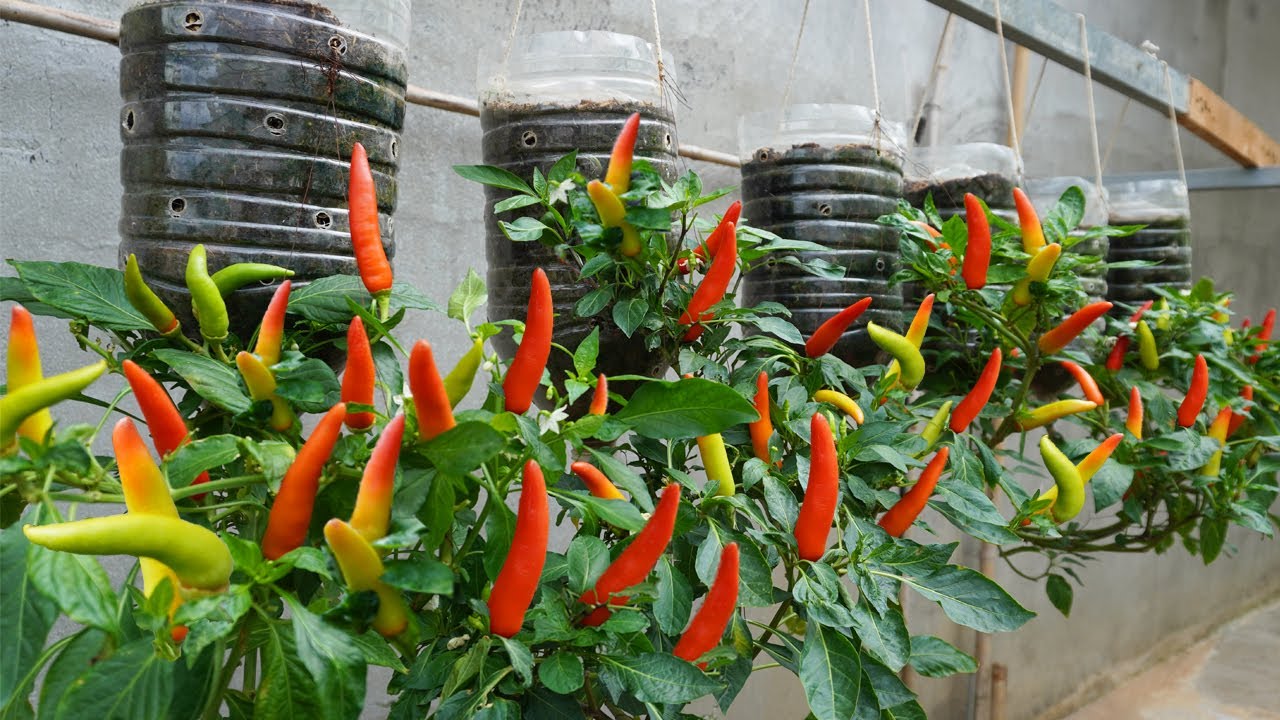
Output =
[{"x1": 1105, "y1": 166, "x2": 1280, "y2": 192}]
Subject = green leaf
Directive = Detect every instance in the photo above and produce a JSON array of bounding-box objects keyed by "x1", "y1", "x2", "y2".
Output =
[
  {"x1": 493, "y1": 194, "x2": 544, "y2": 214},
  {"x1": 1199, "y1": 517, "x2": 1227, "y2": 564},
  {"x1": 498, "y1": 636, "x2": 534, "y2": 686},
  {"x1": 0, "y1": 513, "x2": 57, "y2": 707},
  {"x1": 284, "y1": 595, "x2": 366, "y2": 720},
  {"x1": 501, "y1": 217, "x2": 551, "y2": 243},
  {"x1": 615, "y1": 378, "x2": 758, "y2": 440},
  {"x1": 654, "y1": 556, "x2": 693, "y2": 636},
  {"x1": 447, "y1": 269, "x2": 488, "y2": 324},
  {"x1": 287, "y1": 275, "x2": 440, "y2": 325},
  {"x1": 799, "y1": 622, "x2": 863, "y2": 720},
  {"x1": 1045, "y1": 574, "x2": 1074, "y2": 616},
  {"x1": 523, "y1": 686, "x2": 586, "y2": 720},
  {"x1": 27, "y1": 541, "x2": 118, "y2": 635},
  {"x1": 0, "y1": 275, "x2": 77, "y2": 320},
  {"x1": 598, "y1": 654, "x2": 722, "y2": 704},
  {"x1": 383, "y1": 556, "x2": 454, "y2": 595},
  {"x1": 537, "y1": 652, "x2": 583, "y2": 695},
  {"x1": 907, "y1": 635, "x2": 977, "y2": 678},
  {"x1": 574, "y1": 288, "x2": 612, "y2": 318},
  {"x1": 750, "y1": 316, "x2": 804, "y2": 344},
  {"x1": 1092, "y1": 462, "x2": 1135, "y2": 511},
  {"x1": 585, "y1": 448, "x2": 653, "y2": 512},
  {"x1": 371, "y1": 342, "x2": 404, "y2": 416},
  {"x1": 351, "y1": 631, "x2": 408, "y2": 673},
  {"x1": 274, "y1": 358, "x2": 341, "y2": 412},
  {"x1": 153, "y1": 349, "x2": 252, "y2": 415},
  {"x1": 11, "y1": 261, "x2": 152, "y2": 332},
  {"x1": 422, "y1": 422, "x2": 506, "y2": 475},
  {"x1": 565, "y1": 536, "x2": 610, "y2": 596},
  {"x1": 52, "y1": 638, "x2": 172, "y2": 720},
  {"x1": 933, "y1": 479, "x2": 1008, "y2": 526},
  {"x1": 573, "y1": 328, "x2": 600, "y2": 378},
  {"x1": 36, "y1": 629, "x2": 108, "y2": 720},
  {"x1": 254, "y1": 617, "x2": 323, "y2": 720},
  {"x1": 898, "y1": 566, "x2": 1034, "y2": 633},
  {"x1": 881, "y1": 699, "x2": 928, "y2": 720},
  {"x1": 612, "y1": 297, "x2": 647, "y2": 338},
  {"x1": 165, "y1": 434, "x2": 239, "y2": 489},
  {"x1": 848, "y1": 602, "x2": 910, "y2": 671},
  {"x1": 453, "y1": 164, "x2": 534, "y2": 195}
]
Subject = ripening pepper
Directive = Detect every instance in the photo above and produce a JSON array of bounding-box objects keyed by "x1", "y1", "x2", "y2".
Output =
[
  {"x1": 672, "y1": 542, "x2": 739, "y2": 667},
  {"x1": 886, "y1": 294, "x2": 934, "y2": 383},
  {"x1": 253, "y1": 280, "x2": 291, "y2": 367},
  {"x1": 1040, "y1": 436, "x2": 1084, "y2": 523},
  {"x1": 1176, "y1": 354, "x2": 1209, "y2": 428},
  {"x1": 1015, "y1": 399, "x2": 1097, "y2": 430},
  {"x1": 1059, "y1": 361, "x2": 1104, "y2": 406},
  {"x1": 949, "y1": 348, "x2": 1002, "y2": 432},
  {"x1": 1012, "y1": 187, "x2": 1046, "y2": 253},
  {"x1": 690, "y1": 201, "x2": 742, "y2": 267},
  {"x1": 1032, "y1": 434, "x2": 1124, "y2": 517},
  {"x1": 867, "y1": 322, "x2": 925, "y2": 390},
  {"x1": 1250, "y1": 308, "x2": 1275, "y2": 364},
  {"x1": 1129, "y1": 300, "x2": 1154, "y2": 326},
  {"x1": 587, "y1": 180, "x2": 642, "y2": 257},
  {"x1": 409, "y1": 340, "x2": 456, "y2": 441},
  {"x1": 1038, "y1": 301, "x2": 1113, "y2": 355},
  {"x1": 579, "y1": 483, "x2": 681, "y2": 626},
  {"x1": 1135, "y1": 320, "x2": 1159, "y2": 371},
  {"x1": 261, "y1": 403, "x2": 347, "y2": 560},
  {"x1": 1126, "y1": 386, "x2": 1144, "y2": 439},
  {"x1": 6, "y1": 305, "x2": 52, "y2": 443},
  {"x1": 571, "y1": 461, "x2": 625, "y2": 501},
  {"x1": 680, "y1": 220, "x2": 738, "y2": 341},
  {"x1": 961, "y1": 193, "x2": 991, "y2": 290},
  {"x1": 1227, "y1": 385, "x2": 1254, "y2": 438},
  {"x1": 1200, "y1": 407, "x2": 1232, "y2": 477},
  {"x1": 1012, "y1": 243, "x2": 1062, "y2": 306},
  {"x1": 185, "y1": 245, "x2": 229, "y2": 347},
  {"x1": 210, "y1": 262, "x2": 294, "y2": 297},
  {"x1": 443, "y1": 338, "x2": 485, "y2": 408},
  {"x1": 324, "y1": 518, "x2": 410, "y2": 637},
  {"x1": 589, "y1": 374, "x2": 609, "y2": 415},
  {"x1": 348, "y1": 413, "x2": 406, "y2": 543},
  {"x1": 341, "y1": 317, "x2": 377, "y2": 431},
  {"x1": 122, "y1": 360, "x2": 209, "y2": 497},
  {"x1": 814, "y1": 389, "x2": 864, "y2": 426},
  {"x1": 489, "y1": 460, "x2": 549, "y2": 637},
  {"x1": 123, "y1": 254, "x2": 181, "y2": 338},
  {"x1": 605, "y1": 112, "x2": 640, "y2": 193},
  {"x1": 504, "y1": 269, "x2": 553, "y2": 413},
  {"x1": 748, "y1": 372, "x2": 774, "y2": 463},
  {"x1": 1, "y1": 360, "x2": 107, "y2": 453},
  {"x1": 349, "y1": 143, "x2": 393, "y2": 320},
  {"x1": 235, "y1": 352, "x2": 294, "y2": 432},
  {"x1": 919, "y1": 401, "x2": 952, "y2": 453},
  {"x1": 697, "y1": 432, "x2": 735, "y2": 497},
  {"x1": 805, "y1": 297, "x2": 873, "y2": 358},
  {"x1": 795, "y1": 414, "x2": 839, "y2": 561},
  {"x1": 878, "y1": 447, "x2": 950, "y2": 537}
]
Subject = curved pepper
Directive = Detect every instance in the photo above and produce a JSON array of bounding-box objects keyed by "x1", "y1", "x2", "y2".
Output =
[
  {"x1": 504, "y1": 268, "x2": 553, "y2": 413},
  {"x1": 570, "y1": 461, "x2": 625, "y2": 501},
  {"x1": 814, "y1": 389, "x2": 864, "y2": 426},
  {"x1": 1135, "y1": 320, "x2": 1159, "y2": 371},
  {"x1": 489, "y1": 460, "x2": 549, "y2": 637},
  {"x1": 1038, "y1": 301, "x2": 1113, "y2": 355},
  {"x1": 1105, "y1": 336, "x2": 1131, "y2": 371},
  {"x1": 961, "y1": 193, "x2": 991, "y2": 290},
  {"x1": 1076, "y1": 433, "x2": 1124, "y2": 482},
  {"x1": 795, "y1": 414, "x2": 839, "y2": 561},
  {"x1": 235, "y1": 352, "x2": 294, "y2": 432},
  {"x1": 443, "y1": 338, "x2": 485, "y2": 408},
  {"x1": 7, "y1": 305, "x2": 52, "y2": 442},
  {"x1": 1250, "y1": 308, "x2": 1274, "y2": 364},
  {"x1": 324, "y1": 518, "x2": 410, "y2": 637},
  {"x1": 867, "y1": 322, "x2": 925, "y2": 390},
  {"x1": 605, "y1": 112, "x2": 640, "y2": 193},
  {"x1": 1126, "y1": 386, "x2": 1144, "y2": 439},
  {"x1": 123, "y1": 254, "x2": 180, "y2": 337},
  {"x1": 887, "y1": 294, "x2": 936, "y2": 385},
  {"x1": 1040, "y1": 436, "x2": 1084, "y2": 523},
  {"x1": 25, "y1": 514, "x2": 231, "y2": 593},
  {"x1": 680, "y1": 221, "x2": 738, "y2": 341},
  {"x1": 410, "y1": 340, "x2": 456, "y2": 441},
  {"x1": 1012, "y1": 243, "x2": 1062, "y2": 306},
  {"x1": 1176, "y1": 354, "x2": 1209, "y2": 428},
  {"x1": 1059, "y1": 361, "x2": 1104, "y2": 406},
  {"x1": 579, "y1": 483, "x2": 681, "y2": 626},
  {"x1": 949, "y1": 348, "x2": 1002, "y2": 432},
  {"x1": 878, "y1": 447, "x2": 950, "y2": 537},
  {"x1": 673, "y1": 542, "x2": 739, "y2": 666},
  {"x1": 1227, "y1": 385, "x2": 1253, "y2": 438},
  {"x1": 261, "y1": 403, "x2": 347, "y2": 560},
  {"x1": 1, "y1": 360, "x2": 107, "y2": 453},
  {"x1": 589, "y1": 373, "x2": 609, "y2": 415},
  {"x1": 349, "y1": 143, "x2": 393, "y2": 320},
  {"x1": 691, "y1": 201, "x2": 742, "y2": 267},
  {"x1": 805, "y1": 297, "x2": 873, "y2": 358},
  {"x1": 185, "y1": 245, "x2": 229, "y2": 346},
  {"x1": 341, "y1": 316, "x2": 377, "y2": 431},
  {"x1": 122, "y1": 360, "x2": 209, "y2": 496},
  {"x1": 748, "y1": 372, "x2": 774, "y2": 464},
  {"x1": 253, "y1": 280, "x2": 291, "y2": 368},
  {"x1": 1200, "y1": 407, "x2": 1232, "y2": 477},
  {"x1": 587, "y1": 180, "x2": 642, "y2": 257},
  {"x1": 920, "y1": 401, "x2": 952, "y2": 453},
  {"x1": 210, "y1": 263, "x2": 294, "y2": 298},
  {"x1": 697, "y1": 433, "x2": 735, "y2": 497},
  {"x1": 1129, "y1": 300, "x2": 1155, "y2": 326},
  {"x1": 349, "y1": 413, "x2": 406, "y2": 543},
  {"x1": 1012, "y1": 187, "x2": 1046, "y2": 253},
  {"x1": 1015, "y1": 399, "x2": 1097, "y2": 430}
]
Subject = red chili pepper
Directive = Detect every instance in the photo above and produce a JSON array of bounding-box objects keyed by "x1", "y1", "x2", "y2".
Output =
[
  {"x1": 1129, "y1": 300, "x2": 1154, "y2": 325},
  {"x1": 1012, "y1": 187, "x2": 1045, "y2": 253},
  {"x1": 878, "y1": 447, "x2": 950, "y2": 537},
  {"x1": 253, "y1": 280, "x2": 291, "y2": 367},
  {"x1": 961, "y1": 193, "x2": 991, "y2": 290},
  {"x1": 748, "y1": 371, "x2": 774, "y2": 464},
  {"x1": 348, "y1": 413, "x2": 406, "y2": 543},
  {"x1": 1038, "y1": 301, "x2": 1114, "y2": 355},
  {"x1": 1060, "y1": 360, "x2": 1104, "y2": 406},
  {"x1": 692, "y1": 201, "x2": 742, "y2": 266},
  {"x1": 7, "y1": 305, "x2": 52, "y2": 442},
  {"x1": 672, "y1": 542, "x2": 739, "y2": 666},
  {"x1": 680, "y1": 221, "x2": 739, "y2": 341},
  {"x1": 579, "y1": 483, "x2": 681, "y2": 626},
  {"x1": 1126, "y1": 386, "x2": 1144, "y2": 440},
  {"x1": 122, "y1": 360, "x2": 209, "y2": 498},
  {"x1": 341, "y1": 317, "x2": 377, "y2": 432},
  {"x1": 1106, "y1": 336, "x2": 1131, "y2": 371},
  {"x1": 589, "y1": 374, "x2": 609, "y2": 415},
  {"x1": 795, "y1": 413, "x2": 839, "y2": 561},
  {"x1": 410, "y1": 340, "x2": 456, "y2": 441},
  {"x1": 1076, "y1": 433, "x2": 1123, "y2": 482},
  {"x1": 503, "y1": 268, "x2": 553, "y2": 413},
  {"x1": 571, "y1": 461, "x2": 625, "y2": 501},
  {"x1": 489, "y1": 460, "x2": 549, "y2": 637},
  {"x1": 804, "y1": 297, "x2": 873, "y2": 358},
  {"x1": 1227, "y1": 385, "x2": 1253, "y2": 438},
  {"x1": 348, "y1": 142, "x2": 393, "y2": 319},
  {"x1": 261, "y1": 403, "x2": 347, "y2": 560},
  {"x1": 1176, "y1": 354, "x2": 1210, "y2": 428},
  {"x1": 605, "y1": 112, "x2": 640, "y2": 193},
  {"x1": 1251, "y1": 308, "x2": 1275, "y2": 364},
  {"x1": 949, "y1": 348, "x2": 1002, "y2": 432}
]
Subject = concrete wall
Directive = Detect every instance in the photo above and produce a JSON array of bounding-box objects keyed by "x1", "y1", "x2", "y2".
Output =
[{"x1": 2, "y1": 1, "x2": 1277, "y2": 719}]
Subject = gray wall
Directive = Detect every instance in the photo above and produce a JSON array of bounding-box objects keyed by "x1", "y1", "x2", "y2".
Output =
[{"x1": 2, "y1": 1, "x2": 1278, "y2": 718}]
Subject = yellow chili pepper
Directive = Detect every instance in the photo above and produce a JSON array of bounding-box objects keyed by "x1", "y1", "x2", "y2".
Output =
[
  {"x1": 1012, "y1": 243, "x2": 1062, "y2": 306},
  {"x1": 1200, "y1": 407, "x2": 1232, "y2": 478},
  {"x1": 1015, "y1": 399, "x2": 1097, "y2": 431},
  {"x1": 324, "y1": 518, "x2": 410, "y2": 637},
  {"x1": 697, "y1": 433, "x2": 734, "y2": 496},
  {"x1": 814, "y1": 389, "x2": 864, "y2": 425},
  {"x1": 1136, "y1": 320, "x2": 1159, "y2": 371},
  {"x1": 235, "y1": 352, "x2": 294, "y2": 431},
  {"x1": 587, "y1": 180, "x2": 642, "y2": 257}
]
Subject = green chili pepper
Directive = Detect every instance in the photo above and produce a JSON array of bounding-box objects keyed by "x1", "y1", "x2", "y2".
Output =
[
  {"x1": 1040, "y1": 436, "x2": 1084, "y2": 523},
  {"x1": 443, "y1": 338, "x2": 484, "y2": 408},
  {"x1": 1, "y1": 360, "x2": 107, "y2": 453},
  {"x1": 211, "y1": 262, "x2": 295, "y2": 297},
  {"x1": 867, "y1": 322, "x2": 925, "y2": 390},
  {"x1": 920, "y1": 401, "x2": 952, "y2": 453},
  {"x1": 124, "y1": 254, "x2": 181, "y2": 337},
  {"x1": 1136, "y1": 320, "x2": 1159, "y2": 371},
  {"x1": 185, "y1": 245, "x2": 229, "y2": 347}
]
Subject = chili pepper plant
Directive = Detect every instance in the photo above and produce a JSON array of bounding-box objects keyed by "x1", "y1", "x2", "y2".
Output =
[{"x1": 2, "y1": 129, "x2": 1277, "y2": 720}]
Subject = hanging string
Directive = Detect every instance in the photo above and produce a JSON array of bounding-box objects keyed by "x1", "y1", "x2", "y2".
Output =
[
  {"x1": 1162, "y1": 61, "x2": 1189, "y2": 190},
  {"x1": 1022, "y1": 56, "x2": 1049, "y2": 129},
  {"x1": 862, "y1": 0, "x2": 885, "y2": 152},
  {"x1": 778, "y1": 0, "x2": 812, "y2": 116},
  {"x1": 1077, "y1": 15, "x2": 1104, "y2": 194},
  {"x1": 910, "y1": 12, "x2": 956, "y2": 144},
  {"x1": 993, "y1": 0, "x2": 1024, "y2": 176},
  {"x1": 649, "y1": 0, "x2": 667, "y2": 91},
  {"x1": 499, "y1": 0, "x2": 526, "y2": 70},
  {"x1": 1100, "y1": 98, "x2": 1131, "y2": 173}
]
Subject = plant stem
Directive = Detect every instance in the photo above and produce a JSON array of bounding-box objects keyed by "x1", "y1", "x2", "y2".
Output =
[{"x1": 172, "y1": 474, "x2": 266, "y2": 500}]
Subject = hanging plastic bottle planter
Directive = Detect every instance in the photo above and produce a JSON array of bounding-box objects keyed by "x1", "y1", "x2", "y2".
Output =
[
  {"x1": 478, "y1": 30, "x2": 679, "y2": 383},
  {"x1": 739, "y1": 104, "x2": 908, "y2": 363},
  {"x1": 117, "y1": 0, "x2": 408, "y2": 332},
  {"x1": 1026, "y1": 176, "x2": 1110, "y2": 304},
  {"x1": 1104, "y1": 179, "x2": 1192, "y2": 312}
]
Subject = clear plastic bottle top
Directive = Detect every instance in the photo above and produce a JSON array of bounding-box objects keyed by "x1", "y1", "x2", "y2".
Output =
[
  {"x1": 1104, "y1": 178, "x2": 1190, "y2": 224},
  {"x1": 905, "y1": 142, "x2": 1020, "y2": 184},
  {"x1": 739, "y1": 104, "x2": 908, "y2": 163},
  {"x1": 479, "y1": 30, "x2": 673, "y2": 108},
  {"x1": 1026, "y1": 176, "x2": 1110, "y2": 228}
]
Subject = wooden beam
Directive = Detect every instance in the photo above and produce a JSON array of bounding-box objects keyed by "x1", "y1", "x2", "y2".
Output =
[{"x1": 1181, "y1": 78, "x2": 1280, "y2": 168}]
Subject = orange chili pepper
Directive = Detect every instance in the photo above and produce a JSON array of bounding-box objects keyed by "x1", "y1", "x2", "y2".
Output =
[
  {"x1": 605, "y1": 112, "x2": 640, "y2": 193},
  {"x1": 680, "y1": 221, "x2": 738, "y2": 341},
  {"x1": 878, "y1": 447, "x2": 950, "y2": 537},
  {"x1": 961, "y1": 193, "x2": 990, "y2": 290},
  {"x1": 949, "y1": 348, "x2": 1002, "y2": 432},
  {"x1": 348, "y1": 413, "x2": 406, "y2": 543},
  {"x1": 252, "y1": 280, "x2": 290, "y2": 367},
  {"x1": 489, "y1": 460, "x2": 549, "y2": 637},
  {"x1": 748, "y1": 371, "x2": 774, "y2": 464},
  {"x1": 1059, "y1": 360, "x2": 1105, "y2": 406},
  {"x1": 1176, "y1": 354, "x2": 1209, "y2": 428},
  {"x1": 342, "y1": 317, "x2": 377, "y2": 432},
  {"x1": 6, "y1": 305, "x2": 52, "y2": 442},
  {"x1": 122, "y1": 360, "x2": 210, "y2": 498},
  {"x1": 1012, "y1": 187, "x2": 1045, "y2": 253},
  {"x1": 570, "y1": 461, "x2": 625, "y2": 501},
  {"x1": 1039, "y1": 301, "x2": 1114, "y2": 355},
  {"x1": 804, "y1": 297, "x2": 873, "y2": 358},
  {"x1": 589, "y1": 374, "x2": 609, "y2": 415},
  {"x1": 579, "y1": 483, "x2": 681, "y2": 626},
  {"x1": 794, "y1": 413, "x2": 839, "y2": 561},
  {"x1": 503, "y1": 269, "x2": 553, "y2": 413},
  {"x1": 1227, "y1": 385, "x2": 1253, "y2": 438},
  {"x1": 348, "y1": 142, "x2": 393, "y2": 319},
  {"x1": 261, "y1": 403, "x2": 347, "y2": 560},
  {"x1": 672, "y1": 542, "x2": 739, "y2": 667},
  {"x1": 409, "y1": 340, "x2": 456, "y2": 441},
  {"x1": 1126, "y1": 386, "x2": 1144, "y2": 439}
]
